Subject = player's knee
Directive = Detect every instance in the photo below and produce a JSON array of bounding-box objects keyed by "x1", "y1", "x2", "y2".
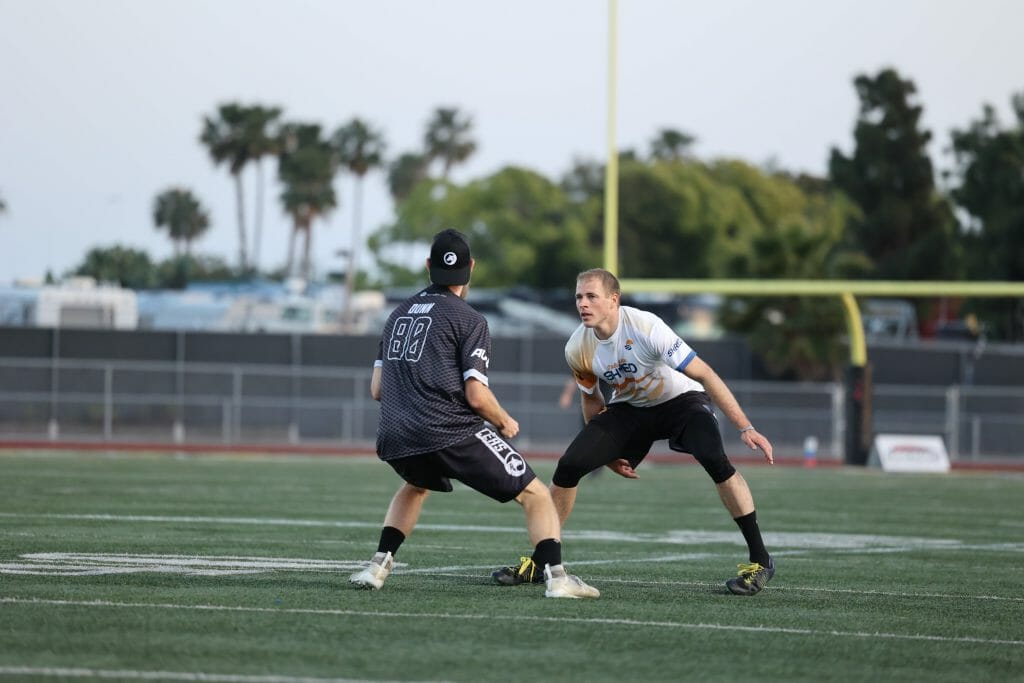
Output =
[
  {"x1": 696, "y1": 451, "x2": 736, "y2": 483},
  {"x1": 688, "y1": 432, "x2": 735, "y2": 482},
  {"x1": 673, "y1": 415, "x2": 735, "y2": 483},
  {"x1": 553, "y1": 424, "x2": 618, "y2": 488},
  {"x1": 552, "y1": 462, "x2": 586, "y2": 488},
  {"x1": 516, "y1": 476, "x2": 551, "y2": 503},
  {"x1": 552, "y1": 442, "x2": 597, "y2": 487}
]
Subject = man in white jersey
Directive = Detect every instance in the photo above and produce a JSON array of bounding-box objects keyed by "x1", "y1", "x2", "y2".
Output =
[
  {"x1": 350, "y1": 229, "x2": 598, "y2": 599},
  {"x1": 494, "y1": 268, "x2": 776, "y2": 595}
]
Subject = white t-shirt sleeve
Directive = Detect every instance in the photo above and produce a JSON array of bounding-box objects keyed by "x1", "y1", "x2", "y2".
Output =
[{"x1": 647, "y1": 315, "x2": 696, "y2": 371}]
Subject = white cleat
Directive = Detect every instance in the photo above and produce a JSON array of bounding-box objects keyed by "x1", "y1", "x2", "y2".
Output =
[
  {"x1": 349, "y1": 551, "x2": 394, "y2": 590},
  {"x1": 543, "y1": 563, "x2": 600, "y2": 599}
]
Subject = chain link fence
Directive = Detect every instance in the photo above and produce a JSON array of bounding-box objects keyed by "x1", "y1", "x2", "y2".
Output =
[{"x1": 0, "y1": 357, "x2": 1020, "y2": 462}]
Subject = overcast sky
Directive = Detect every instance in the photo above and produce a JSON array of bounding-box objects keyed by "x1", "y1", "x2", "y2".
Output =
[{"x1": 1, "y1": 0, "x2": 1022, "y2": 284}]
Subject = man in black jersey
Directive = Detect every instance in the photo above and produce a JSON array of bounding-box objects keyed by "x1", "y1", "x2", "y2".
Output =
[{"x1": 350, "y1": 228, "x2": 599, "y2": 599}]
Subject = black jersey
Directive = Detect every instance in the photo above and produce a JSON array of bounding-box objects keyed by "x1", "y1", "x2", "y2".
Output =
[{"x1": 374, "y1": 284, "x2": 493, "y2": 460}]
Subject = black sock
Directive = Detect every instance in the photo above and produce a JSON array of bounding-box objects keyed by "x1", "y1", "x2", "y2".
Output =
[
  {"x1": 376, "y1": 526, "x2": 406, "y2": 556},
  {"x1": 733, "y1": 511, "x2": 770, "y2": 565},
  {"x1": 531, "y1": 538, "x2": 562, "y2": 569}
]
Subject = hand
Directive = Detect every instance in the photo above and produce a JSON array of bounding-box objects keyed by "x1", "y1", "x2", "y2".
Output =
[
  {"x1": 741, "y1": 428, "x2": 774, "y2": 465},
  {"x1": 606, "y1": 458, "x2": 639, "y2": 479},
  {"x1": 499, "y1": 417, "x2": 520, "y2": 440}
]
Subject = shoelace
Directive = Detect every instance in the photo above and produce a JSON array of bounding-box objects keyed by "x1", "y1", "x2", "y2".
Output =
[
  {"x1": 517, "y1": 556, "x2": 537, "y2": 579},
  {"x1": 736, "y1": 562, "x2": 764, "y2": 580}
]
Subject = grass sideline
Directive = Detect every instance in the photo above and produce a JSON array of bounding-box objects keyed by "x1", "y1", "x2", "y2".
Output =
[{"x1": 1, "y1": 450, "x2": 1022, "y2": 683}]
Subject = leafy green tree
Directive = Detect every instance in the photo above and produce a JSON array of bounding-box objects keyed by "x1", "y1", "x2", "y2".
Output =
[
  {"x1": 72, "y1": 246, "x2": 156, "y2": 289},
  {"x1": 332, "y1": 118, "x2": 387, "y2": 326},
  {"x1": 370, "y1": 167, "x2": 597, "y2": 288},
  {"x1": 560, "y1": 158, "x2": 606, "y2": 253},
  {"x1": 617, "y1": 159, "x2": 764, "y2": 279},
  {"x1": 561, "y1": 157, "x2": 605, "y2": 204},
  {"x1": 424, "y1": 107, "x2": 476, "y2": 179},
  {"x1": 387, "y1": 152, "x2": 429, "y2": 203},
  {"x1": 649, "y1": 128, "x2": 696, "y2": 162},
  {"x1": 829, "y1": 68, "x2": 960, "y2": 283},
  {"x1": 717, "y1": 174, "x2": 870, "y2": 380},
  {"x1": 948, "y1": 93, "x2": 1024, "y2": 339},
  {"x1": 152, "y1": 187, "x2": 211, "y2": 257},
  {"x1": 605, "y1": 153, "x2": 865, "y2": 379},
  {"x1": 277, "y1": 123, "x2": 338, "y2": 280}
]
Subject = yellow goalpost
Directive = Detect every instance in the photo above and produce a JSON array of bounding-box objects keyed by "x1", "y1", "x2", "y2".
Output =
[
  {"x1": 614, "y1": 278, "x2": 1024, "y2": 464},
  {"x1": 602, "y1": 0, "x2": 1024, "y2": 463}
]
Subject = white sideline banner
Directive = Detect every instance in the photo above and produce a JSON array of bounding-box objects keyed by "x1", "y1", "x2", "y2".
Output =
[{"x1": 869, "y1": 434, "x2": 951, "y2": 473}]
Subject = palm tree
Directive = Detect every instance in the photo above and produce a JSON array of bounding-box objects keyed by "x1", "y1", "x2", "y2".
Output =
[
  {"x1": 200, "y1": 103, "x2": 282, "y2": 272},
  {"x1": 277, "y1": 123, "x2": 338, "y2": 280},
  {"x1": 153, "y1": 187, "x2": 211, "y2": 257},
  {"x1": 331, "y1": 117, "x2": 387, "y2": 328},
  {"x1": 244, "y1": 105, "x2": 283, "y2": 273},
  {"x1": 649, "y1": 128, "x2": 696, "y2": 162},
  {"x1": 423, "y1": 106, "x2": 476, "y2": 179},
  {"x1": 200, "y1": 103, "x2": 251, "y2": 271}
]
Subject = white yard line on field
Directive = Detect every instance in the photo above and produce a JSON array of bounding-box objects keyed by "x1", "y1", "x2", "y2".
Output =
[
  {"x1": 2, "y1": 597, "x2": 1022, "y2": 648},
  {"x1": 5, "y1": 512, "x2": 1013, "y2": 553},
  {"x1": 0, "y1": 667, "x2": 448, "y2": 683},
  {"x1": 414, "y1": 565, "x2": 1024, "y2": 603}
]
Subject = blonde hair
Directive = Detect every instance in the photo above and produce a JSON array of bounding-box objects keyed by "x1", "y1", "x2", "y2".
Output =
[{"x1": 577, "y1": 268, "x2": 620, "y2": 296}]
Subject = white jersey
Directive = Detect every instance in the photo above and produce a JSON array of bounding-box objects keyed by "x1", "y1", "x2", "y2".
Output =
[{"x1": 565, "y1": 305, "x2": 704, "y2": 407}]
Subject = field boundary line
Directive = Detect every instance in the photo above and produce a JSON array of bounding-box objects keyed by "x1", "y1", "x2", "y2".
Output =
[
  {"x1": 3, "y1": 597, "x2": 1021, "y2": 648},
  {"x1": 0, "y1": 666, "x2": 448, "y2": 682}
]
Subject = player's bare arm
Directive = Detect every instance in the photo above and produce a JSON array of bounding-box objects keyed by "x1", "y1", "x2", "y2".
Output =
[
  {"x1": 465, "y1": 377, "x2": 519, "y2": 439},
  {"x1": 579, "y1": 385, "x2": 606, "y2": 423},
  {"x1": 683, "y1": 357, "x2": 774, "y2": 464},
  {"x1": 370, "y1": 365, "x2": 382, "y2": 401}
]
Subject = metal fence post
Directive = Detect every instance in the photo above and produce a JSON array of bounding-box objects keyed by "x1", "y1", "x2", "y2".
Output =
[
  {"x1": 104, "y1": 364, "x2": 113, "y2": 440},
  {"x1": 48, "y1": 328, "x2": 60, "y2": 440},
  {"x1": 289, "y1": 335, "x2": 300, "y2": 444},
  {"x1": 354, "y1": 373, "x2": 366, "y2": 445},
  {"x1": 174, "y1": 330, "x2": 185, "y2": 443},
  {"x1": 222, "y1": 400, "x2": 231, "y2": 443},
  {"x1": 945, "y1": 385, "x2": 960, "y2": 461},
  {"x1": 831, "y1": 382, "x2": 844, "y2": 462},
  {"x1": 971, "y1": 416, "x2": 981, "y2": 460},
  {"x1": 233, "y1": 367, "x2": 242, "y2": 443}
]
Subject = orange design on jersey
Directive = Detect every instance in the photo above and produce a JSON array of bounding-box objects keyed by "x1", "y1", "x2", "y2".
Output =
[{"x1": 573, "y1": 369, "x2": 598, "y2": 390}]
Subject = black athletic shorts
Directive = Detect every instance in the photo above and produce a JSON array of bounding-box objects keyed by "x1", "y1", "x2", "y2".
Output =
[
  {"x1": 387, "y1": 427, "x2": 537, "y2": 503},
  {"x1": 553, "y1": 391, "x2": 736, "y2": 486}
]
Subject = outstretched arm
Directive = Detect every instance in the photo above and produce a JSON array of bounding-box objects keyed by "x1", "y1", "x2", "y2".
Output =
[{"x1": 683, "y1": 357, "x2": 774, "y2": 464}]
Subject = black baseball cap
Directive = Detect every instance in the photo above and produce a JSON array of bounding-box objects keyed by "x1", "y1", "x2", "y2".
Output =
[{"x1": 429, "y1": 229, "x2": 472, "y2": 286}]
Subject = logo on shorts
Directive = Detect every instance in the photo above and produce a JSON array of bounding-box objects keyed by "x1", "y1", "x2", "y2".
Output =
[{"x1": 475, "y1": 428, "x2": 527, "y2": 476}]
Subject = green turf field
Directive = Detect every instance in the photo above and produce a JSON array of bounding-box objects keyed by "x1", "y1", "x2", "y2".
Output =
[{"x1": 1, "y1": 450, "x2": 1022, "y2": 683}]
